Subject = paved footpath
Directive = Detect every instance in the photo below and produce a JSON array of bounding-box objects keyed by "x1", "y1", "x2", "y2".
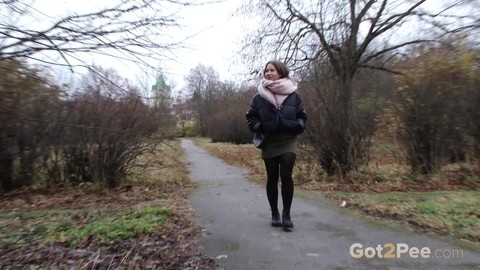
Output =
[{"x1": 181, "y1": 138, "x2": 480, "y2": 270}]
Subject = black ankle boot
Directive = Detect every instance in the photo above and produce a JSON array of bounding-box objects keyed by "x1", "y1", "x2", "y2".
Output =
[
  {"x1": 282, "y1": 210, "x2": 294, "y2": 228},
  {"x1": 271, "y1": 210, "x2": 281, "y2": 227}
]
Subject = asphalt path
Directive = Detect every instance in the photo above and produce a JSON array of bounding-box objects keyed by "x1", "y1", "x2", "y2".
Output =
[{"x1": 181, "y1": 138, "x2": 480, "y2": 270}]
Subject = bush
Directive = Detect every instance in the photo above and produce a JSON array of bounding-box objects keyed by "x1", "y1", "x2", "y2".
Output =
[{"x1": 391, "y1": 45, "x2": 478, "y2": 174}]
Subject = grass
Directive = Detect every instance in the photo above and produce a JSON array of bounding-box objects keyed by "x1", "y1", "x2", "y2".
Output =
[
  {"x1": 0, "y1": 140, "x2": 189, "y2": 249},
  {"x1": 46, "y1": 206, "x2": 169, "y2": 246},
  {"x1": 191, "y1": 137, "x2": 480, "y2": 248},
  {"x1": 0, "y1": 139, "x2": 219, "y2": 269},
  {"x1": 0, "y1": 206, "x2": 169, "y2": 247},
  {"x1": 325, "y1": 191, "x2": 480, "y2": 243}
]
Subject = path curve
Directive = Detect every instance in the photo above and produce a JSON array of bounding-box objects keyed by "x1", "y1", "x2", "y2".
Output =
[{"x1": 181, "y1": 138, "x2": 479, "y2": 270}]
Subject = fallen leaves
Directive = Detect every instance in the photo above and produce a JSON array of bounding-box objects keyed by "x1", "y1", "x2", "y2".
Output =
[{"x1": 0, "y1": 185, "x2": 218, "y2": 269}]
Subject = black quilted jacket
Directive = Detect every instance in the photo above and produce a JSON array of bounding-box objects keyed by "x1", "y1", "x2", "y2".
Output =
[{"x1": 245, "y1": 92, "x2": 307, "y2": 135}]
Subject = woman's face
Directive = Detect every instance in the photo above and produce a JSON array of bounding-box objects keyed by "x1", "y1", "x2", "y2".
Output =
[{"x1": 264, "y1": 64, "x2": 280, "y2": 81}]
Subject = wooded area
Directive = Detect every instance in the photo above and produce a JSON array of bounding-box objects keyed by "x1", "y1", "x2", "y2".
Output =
[
  {"x1": 0, "y1": 0, "x2": 189, "y2": 190},
  {"x1": 1, "y1": 0, "x2": 479, "y2": 191},
  {"x1": 1, "y1": 1, "x2": 479, "y2": 268}
]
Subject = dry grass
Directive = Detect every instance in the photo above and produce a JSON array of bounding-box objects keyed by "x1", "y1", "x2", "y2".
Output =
[
  {"x1": 0, "y1": 139, "x2": 217, "y2": 269},
  {"x1": 325, "y1": 191, "x2": 480, "y2": 246}
]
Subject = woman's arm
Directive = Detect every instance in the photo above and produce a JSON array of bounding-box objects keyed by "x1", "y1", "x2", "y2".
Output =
[
  {"x1": 245, "y1": 95, "x2": 262, "y2": 133},
  {"x1": 296, "y1": 94, "x2": 307, "y2": 131}
]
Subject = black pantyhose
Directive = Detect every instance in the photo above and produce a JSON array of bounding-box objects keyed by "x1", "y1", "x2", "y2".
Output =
[{"x1": 263, "y1": 153, "x2": 296, "y2": 217}]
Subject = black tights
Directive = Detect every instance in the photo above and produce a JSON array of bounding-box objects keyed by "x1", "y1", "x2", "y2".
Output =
[{"x1": 263, "y1": 153, "x2": 296, "y2": 216}]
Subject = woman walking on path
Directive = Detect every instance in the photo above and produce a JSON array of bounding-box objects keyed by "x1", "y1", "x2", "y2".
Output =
[{"x1": 245, "y1": 60, "x2": 307, "y2": 229}]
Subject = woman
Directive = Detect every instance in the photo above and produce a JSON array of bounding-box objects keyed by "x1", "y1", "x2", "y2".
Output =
[{"x1": 245, "y1": 60, "x2": 307, "y2": 229}]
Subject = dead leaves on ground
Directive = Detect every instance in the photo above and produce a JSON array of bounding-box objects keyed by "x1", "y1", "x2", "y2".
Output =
[{"x1": 0, "y1": 185, "x2": 217, "y2": 269}]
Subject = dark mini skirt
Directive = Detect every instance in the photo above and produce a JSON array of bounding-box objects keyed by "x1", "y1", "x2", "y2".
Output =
[{"x1": 261, "y1": 133, "x2": 297, "y2": 159}]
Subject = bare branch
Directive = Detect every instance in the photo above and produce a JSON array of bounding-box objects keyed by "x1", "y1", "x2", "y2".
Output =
[
  {"x1": 0, "y1": 0, "x2": 206, "y2": 70},
  {"x1": 357, "y1": 64, "x2": 403, "y2": 75},
  {"x1": 360, "y1": 39, "x2": 434, "y2": 65}
]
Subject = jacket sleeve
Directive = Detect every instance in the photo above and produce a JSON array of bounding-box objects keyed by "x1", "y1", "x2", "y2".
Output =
[
  {"x1": 245, "y1": 95, "x2": 262, "y2": 133},
  {"x1": 296, "y1": 94, "x2": 307, "y2": 132}
]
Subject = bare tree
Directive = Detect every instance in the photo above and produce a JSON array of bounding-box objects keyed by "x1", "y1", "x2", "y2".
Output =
[
  {"x1": 240, "y1": 0, "x2": 479, "y2": 175},
  {"x1": 54, "y1": 66, "x2": 160, "y2": 188},
  {"x1": 205, "y1": 81, "x2": 253, "y2": 144},
  {"x1": 184, "y1": 64, "x2": 221, "y2": 136},
  {"x1": 0, "y1": 0, "x2": 211, "y2": 190},
  {"x1": 0, "y1": 60, "x2": 163, "y2": 190},
  {"x1": 241, "y1": 0, "x2": 478, "y2": 70},
  {"x1": 392, "y1": 44, "x2": 479, "y2": 174},
  {"x1": 0, "y1": 0, "x2": 205, "y2": 70},
  {"x1": 0, "y1": 59, "x2": 62, "y2": 190}
]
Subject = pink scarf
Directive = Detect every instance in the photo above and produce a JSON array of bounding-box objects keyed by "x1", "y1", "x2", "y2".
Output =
[{"x1": 257, "y1": 78, "x2": 297, "y2": 109}]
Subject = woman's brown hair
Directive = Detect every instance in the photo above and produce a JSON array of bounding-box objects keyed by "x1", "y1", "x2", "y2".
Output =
[{"x1": 263, "y1": 60, "x2": 290, "y2": 79}]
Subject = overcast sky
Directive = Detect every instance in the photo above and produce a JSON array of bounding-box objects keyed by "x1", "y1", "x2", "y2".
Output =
[
  {"x1": 27, "y1": 0, "x2": 247, "y2": 91},
  {"x1": 163, "y1": 0, "x2": 247, "y2": 88}
]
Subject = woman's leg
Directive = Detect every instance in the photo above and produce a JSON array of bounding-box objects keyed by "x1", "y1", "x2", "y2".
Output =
[
  {"x1": 279, "y1": 152, "x2": 296, "y2": 227},
  {"x1": 263, "y1": 156, "x2": 281, "y2": 225}
]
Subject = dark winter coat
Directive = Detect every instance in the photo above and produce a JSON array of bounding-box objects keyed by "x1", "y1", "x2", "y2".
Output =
[{"x1": 245, "y1": 92, "x2": 307, "y2": 136}]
